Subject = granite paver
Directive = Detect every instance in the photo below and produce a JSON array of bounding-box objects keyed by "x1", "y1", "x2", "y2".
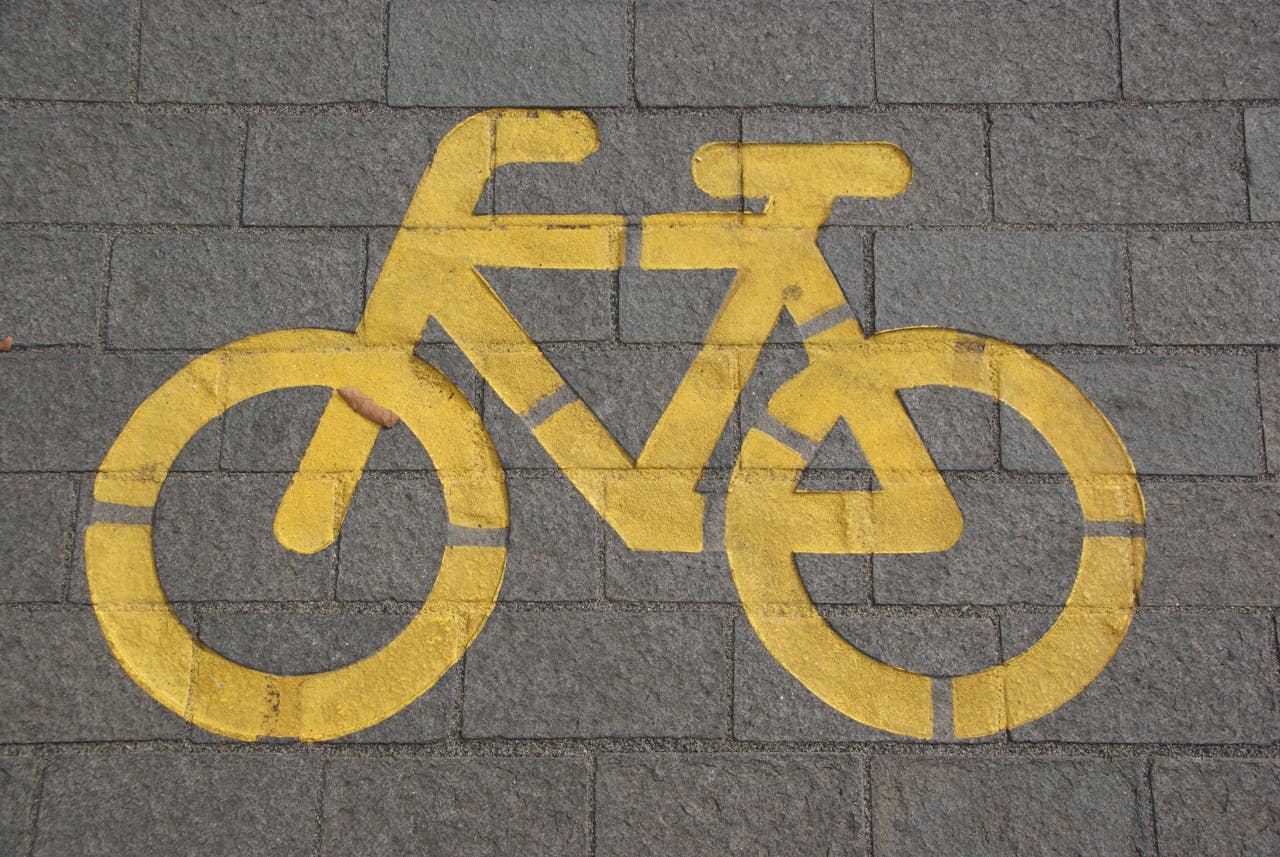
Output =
[{"x1": 875, "y1": 0, "x2": 1118, "y2": 103}]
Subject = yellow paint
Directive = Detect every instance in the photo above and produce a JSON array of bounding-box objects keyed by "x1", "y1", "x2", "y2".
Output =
[{"x1": 88, "y1": 109, "x2": 1144, "y2": 742}]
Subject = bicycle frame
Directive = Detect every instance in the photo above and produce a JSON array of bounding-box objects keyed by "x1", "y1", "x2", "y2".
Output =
[{"x1": 273, "y1": 109, "x2": 961, "y2": 558}]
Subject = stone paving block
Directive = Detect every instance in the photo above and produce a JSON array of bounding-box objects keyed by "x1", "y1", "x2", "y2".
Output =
[
  {"x1": 194, "y1": 608, "x2": 455, "y2": 743},
  {"x1": 1003, "y1": 612, "x2": 1280, "y2": 743},
  {"x1": 635, "y1": 0, "x2": 871, "y2": 107},
  {"x1": 743, "y1": 112, "x2": 988, "y2": 226},
  {"x1": 1131, "y1": 231, "x2": 1280, "y2": 344},
  {"x1": 483, "y1": 345, "x2": 740, "y2": 469},
  {"x1": 462, "y1": 611, "x2": 725, "y2": 738},
  {"x1": 0, "y1": 111, "x2": 239, "y2": 225},
  {"x1": 1121, "y1": 0, "x2": 1280, "y2": 100},
  {"x1": 0, "y1": 476, "x2": 75, "y2": 602},
  {"x1": 875, "y1": 0, "x2": 1118, "y2": 103},
  {"x1": 244, "y1": 113, "x2": 474, "y2": 226},
  {"x1": 0, "y1": 609, "x2": 189, "y2": 741},
  {"x1": 0, "y1": 353, "x2": 220, "y2": 472},
  {"x1": 109, "y1": 233, "x2": 364, "y2": 349},
  {"x1": 875, "y1": 231, "x2": 1127, "y2": 345},
  {"x1": 1262, "y1": 349, "x2": 1280, "y2": 473},
  {"x1": 0, "y1": 758, "x2": 36, "y2": 853},
  {"x1": 138, "y1": 474, "x2": 334, "y2": 602},
  {"x1": 621, "y1": 226, "x2": 865, "y2": 344},
  {"x1": 875, "y1": 480, "x2": 1082, "y2": 606},
  {"x1": 335, "y1": 473, "x2": 447, "y2": 602},
  {"x1": 1246, "y1": 109, "x2": 1280, "y2": 222},
  {"x1": 605, "y1": 535, "x2": 735, "y2": 603},
  {"x1": 324, "y1": 758, "x2": 589, "y2": 856},
  {"x1": 1001, "y1": 354, "x2": 1263, "y2": 476},
  {"x1": 35, "y1": 754, "x2": 317, "y2": 856},
  {"x1": 991, "y1": 108, "x2": 1246, "y2": 224},
  {"x1": 500, "y1": 475, "x2": 600, "y2": 601},
  {"x1": 495, "y1": 111, "x2": 740, "y2": 219},
  {"x1": 140, "y1": 0, "x2": 383, "y2": 104},
  {"x1": 734, "y1": 614, "x2": 1000, "y2": 742},
  {"x1": 0, "y1": 0, "x2": 132, "y2": 101},
  {"x1": 597, "y1": 754, "x2": 864, "y2": 856},
  {"x1": 388, "y1": 0, "x2": 627, "y2": 107},
  {"x1": 480, "y1": 267, "x2": 614, "y2": 342},
  {"x1": 0, "y1": 231, "x2": 103, "y2": 345},
  {"x1": 1140, "y1": 483, "x2": 1280, "y2": 606},
  {"x1": 872, "y1": 757, "x2": 1146, "y2": 856},
  {"x1": 1153, "y1": 758, "x2": 1280, "y2": 857}
]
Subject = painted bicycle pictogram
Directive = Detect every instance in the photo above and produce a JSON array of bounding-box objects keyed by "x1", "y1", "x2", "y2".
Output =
[{"x1": 85, "y1": 109, "x2": 1145, "y2": 742}]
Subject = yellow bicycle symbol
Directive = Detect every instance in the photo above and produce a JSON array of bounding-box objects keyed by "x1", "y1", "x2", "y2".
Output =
[{"x1": 85, "y1": 109, "x2": 1144, "y2": 742}]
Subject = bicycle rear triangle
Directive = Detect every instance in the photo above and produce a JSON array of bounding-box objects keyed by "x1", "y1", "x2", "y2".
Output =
[{"x1": 85, "y1": 109, "x2": 1145, "y2": 742}]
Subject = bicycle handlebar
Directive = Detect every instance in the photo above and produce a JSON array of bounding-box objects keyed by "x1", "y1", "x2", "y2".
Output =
[{"x1": 400, "y1": 109, "x2": 913, "y2": 231}]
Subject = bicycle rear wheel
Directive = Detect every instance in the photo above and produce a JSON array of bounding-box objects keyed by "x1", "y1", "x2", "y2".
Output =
[
  {"x1": 85, "y1": 329, "x2": 507, "y2": 741},
  {"x1": 726, "y1": 327, "x2": 1144, "y2": 740}
]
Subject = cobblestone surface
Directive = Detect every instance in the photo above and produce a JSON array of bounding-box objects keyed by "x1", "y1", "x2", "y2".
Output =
[{"x1": 1, "y1": 1, "x2": 1277, "y2": 853}]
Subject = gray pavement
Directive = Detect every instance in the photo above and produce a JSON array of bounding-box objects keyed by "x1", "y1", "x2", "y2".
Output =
[{"x1": 1, "y1": 1, "x2": 1279, "y2": 855}]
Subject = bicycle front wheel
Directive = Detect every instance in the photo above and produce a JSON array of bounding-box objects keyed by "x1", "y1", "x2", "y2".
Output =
[
  {"x1": 85, "y1": 329, "x2": 507, "y2": 741},
  {"x1": 725, "y1": 327, "x2": 1144, "y2": 740}
]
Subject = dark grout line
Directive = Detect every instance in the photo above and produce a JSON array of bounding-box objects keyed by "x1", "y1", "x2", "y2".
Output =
[
  {"x1": 1112, "y1": 0, "x2": 1126, "y2": 101},
  {"x1": 21, "y1": 757, "x2": 48, "y2": 857}
]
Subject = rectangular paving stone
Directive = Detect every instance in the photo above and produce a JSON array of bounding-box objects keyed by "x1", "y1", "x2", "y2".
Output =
[
  {"x1": 500, "y1": 475, "x2": 601, "y2": 601},
  {"x1": 635, "y1": 0, "x2": 871, "y2": 107},
  {"x1": 483, "y1": 345, "x2": 740, "y2": 469},
  {"x1": 1153, "y1": 758, "x2": 1280, "y2": 857},
  {"x1": 1246, "y1": 109, "x2": 1280, "y2": 222},
  {"x1": 495, "y1": 111, "x2": 740, "y2": 219},
  {"x1": 0, "y1": 231, "x2": 102, "y2": 346},
  {"x1": 35, "y1": 755, "x2": 316, "y2": 857},
  {"x1": 1004, "y1": 612, "x2": 1280, "y2": 743},
  {"x1": 462, "y1": 611, "x2": 725, "y2": 738},
  {"x1": 734, "y1": 614, "x2": 999, "y2": 742},
  {"x1": 1001, "y1": 354, "x2": 1263, "y2": 475},
  {"x1": 140, "y1": 0, "x2": 383, "y2": 103},
  {"x1": 1121, "y1": 0, "x2": 1280, "y2": 100},
  {"x1": 1139, "y1": 484, "x2": 1280, "y2": 606},
  {"x1": 68, "y1": 474, "x2": 334, "y2": 604},
  {"x1": 0, "y1": 476, "x2": 76, "y2": 602},
  {"x1": 872, "y1": 757, "x2": 1146, "y2": 856},
  {"x1": 388, "y1": 0, "x2": 627, "y2": 107},
  {"x1": 335, "y1": 473, "x2": 448, "y2": 602},
  {"x1": 324, "y1": 758, "x2": 589, "y2": 856},
  {"x1": 0, "y1": 353, "x2": 220, "y2": 472},
  {"x1": 0, "y1": 609, "x2": 189, "y2": 741},
  {"x1": 1131, "y1": 231, "x2": 1280, "y2": 344},
  {"x1": 0, "y1": 0, "x2": 132, "y2": 100},
  {"x1": 991, "y1": 108, "x2": 1246, "y2": 224},
  {"x1": 194, "y1": 609, "x2": 455, "y2": 743},
  {"x1": 597, "y1": 754, "x2": 864, "y2": 857},
  {"x1": 109, "y1": 233, "x2": 364, "y2": 349},
  {"x1": 0, "y1": 758, "x2": 36, "y2": 854},
  {"x1": 875, "y1": 231, "x2": 1127, "y2": 345},
  {"x1": 244, "y1": 113, "x2": 473, "y2": 226},
  {"x1": 875, "y1": 0, "x2": 1118, "y2": 103},
  {"x1": 1262, "y1": 349, "x2": 1280, "y2": 473},
  {"x1": 874, "y1": 480, "x2": 1083, "y2": 606},
  {"x1": 743, "y1": 112, "x2": 988, "y2": 226},
  {"x1": 0, "y1": 111, "x2": 239, "y2": 225}
]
